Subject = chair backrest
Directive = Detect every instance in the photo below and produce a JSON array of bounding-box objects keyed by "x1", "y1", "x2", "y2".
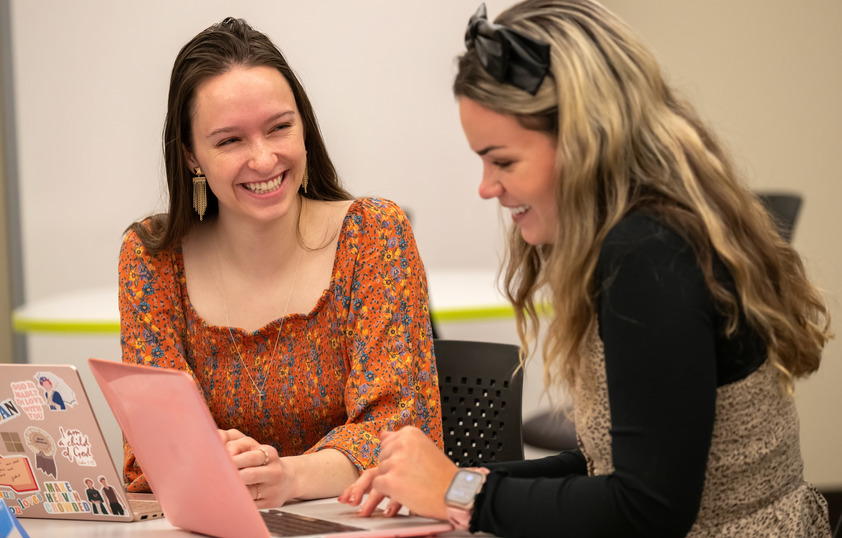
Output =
[
  {"x1": 755, "y1": 191, "x2": 802, "y2": 243},
  {"x1": 834, "y1": 510, "x2": 842, "y2": 538},
  {"x1": 434, "y1": 339, "x2": 524, "y2": 467}
]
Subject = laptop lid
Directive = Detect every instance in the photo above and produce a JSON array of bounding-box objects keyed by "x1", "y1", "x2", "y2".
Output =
[
  {"x1": 88, "y1": 358, "x2": 453, "y2": 538},
  {"x1": 0, "y1": 363, "x2": 156, "y2": 522}
]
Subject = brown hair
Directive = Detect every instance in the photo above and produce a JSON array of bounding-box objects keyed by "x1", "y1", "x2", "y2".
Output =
[
  {"x1": 129, "y1": 17, "x2": 351, "y2": 251},
  {"x1": 454, "y1": 0, "x2": 830, "y2": 395}
]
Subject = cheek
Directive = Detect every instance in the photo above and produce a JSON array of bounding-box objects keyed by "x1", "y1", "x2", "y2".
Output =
[
  {"x1": 535, "y1": 161, "x2": 558, "y2": 202},
  {"x1": 535, "y1": 162, "x2": 560, "y2": 224},
  {"x1": 274, "y1": 136, "x2": 307, "y2": 159}
]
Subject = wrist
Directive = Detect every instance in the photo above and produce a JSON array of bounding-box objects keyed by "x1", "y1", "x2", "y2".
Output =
[
  {"x1": 278, "y1": 456, "x2": 302, "y2": 500},
  {"x1": 444, "y1": 468, "x2": 489, "y2": 530}
]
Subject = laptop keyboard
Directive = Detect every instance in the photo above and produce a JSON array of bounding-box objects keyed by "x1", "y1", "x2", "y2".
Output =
[{"x1": 262, "y1": 509, "x2": 366, "y2": 536}]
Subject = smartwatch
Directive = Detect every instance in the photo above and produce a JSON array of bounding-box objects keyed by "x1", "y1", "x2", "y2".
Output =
[{"x1": 444, "y1": 468, "x2": 489, "y2": 530}]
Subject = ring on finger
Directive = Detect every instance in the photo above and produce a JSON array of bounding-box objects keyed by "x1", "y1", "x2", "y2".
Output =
[{"x1": 258, "y1": 446, "x2": 269, "y2": 466}]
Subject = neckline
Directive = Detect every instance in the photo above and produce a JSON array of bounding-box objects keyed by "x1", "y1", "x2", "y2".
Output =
[{"x1": 178, "y1": 198, "x2": 365, "y2": 335}]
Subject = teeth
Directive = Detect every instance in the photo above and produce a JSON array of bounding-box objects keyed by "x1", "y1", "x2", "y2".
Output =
[
  {"x1": 511, "y1": 205, "x2": 530, "y2": 216},
  {"x1": 244, "y1": 174, "x2": 283, "y2": 193}
]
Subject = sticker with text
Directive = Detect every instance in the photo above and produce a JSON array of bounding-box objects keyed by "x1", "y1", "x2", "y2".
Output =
[
  {"x1": 23, "y1": 427, "x2": 57, "y2": 478},
  {"x1": 9, "y1": 382, "x2": 45, "y2": 421},
  {"x1": 56, "y1": 427, "x2": 96, "y2": 467},
  {"x1": 0, "y1": 456, "x2": 39, "y2": 493},
  {"x1": 0, "y1": 399, "x2": 21, "y2": 426},
  {"x1": 40, "y1": 481, "x2": 91, "y2": 515},
  {"x1": 2, "y1": 488, "x2": 43, "y2": 517}
]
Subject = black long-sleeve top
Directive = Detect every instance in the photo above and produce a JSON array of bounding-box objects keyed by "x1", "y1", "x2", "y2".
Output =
[{"x1": 471, "y1": 213, "x2": 765, "y2": 537}]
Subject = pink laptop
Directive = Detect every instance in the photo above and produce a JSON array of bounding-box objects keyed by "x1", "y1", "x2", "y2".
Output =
[
  {"x1": 88, "y1": 358, "x2": 454, "y2": 538},
  {"x1": 0, "y1": 363, "x2": 163, "y2": 522}
]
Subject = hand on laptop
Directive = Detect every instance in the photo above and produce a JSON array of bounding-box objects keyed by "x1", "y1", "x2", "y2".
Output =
[
  {"x1": 219, "y1": 428, "x2": 361, "y2": 508},
  {"x1": 219, "y1": 428, "x2": 290, "y2": 508},
  {"x1": 338, "y1": 427, "x2": 458, "y2": 521}
]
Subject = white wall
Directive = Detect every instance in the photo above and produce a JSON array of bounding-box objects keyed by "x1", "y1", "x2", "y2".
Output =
[{"x1": 10, "y1": 1, "x2": 842, "y2": 487}]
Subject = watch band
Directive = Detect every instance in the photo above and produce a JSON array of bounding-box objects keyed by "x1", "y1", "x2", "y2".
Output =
[
  {"x1": 447, "y1": 505, "x2": 475, "y2": 530},
  {"x1": 445, "y1": 467, "x2": 490, "y2": 530}
]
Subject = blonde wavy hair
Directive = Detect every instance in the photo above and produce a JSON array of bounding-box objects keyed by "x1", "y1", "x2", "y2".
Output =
[{"x1": 453, "y1": 0, "x2": 830, "y2": 397}]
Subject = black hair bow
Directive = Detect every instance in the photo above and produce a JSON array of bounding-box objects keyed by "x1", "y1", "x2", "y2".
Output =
[{"x1": 464, "y1": 3, "x2": 550, "y2": 95}]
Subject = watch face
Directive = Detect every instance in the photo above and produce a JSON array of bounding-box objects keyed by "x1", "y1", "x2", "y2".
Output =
[{"x1": 445, "y1": 470, "x2": 484, "y2": 506}]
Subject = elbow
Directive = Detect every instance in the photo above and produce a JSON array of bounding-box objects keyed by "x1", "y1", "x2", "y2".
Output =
[
  {"x1": 633, "y1": 497, "x2": 701, "y2": 536},
  {"x1": 610, "y1": 475, "x2": 702, "y2": 537}
]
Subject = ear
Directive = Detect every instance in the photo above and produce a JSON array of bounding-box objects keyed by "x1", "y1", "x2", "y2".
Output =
[{"x1": 183, "y1": 144, "x2": 199, "y2": 173}]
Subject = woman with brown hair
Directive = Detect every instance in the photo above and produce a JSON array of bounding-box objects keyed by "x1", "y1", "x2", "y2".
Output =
[{"x1": 119, "y1": 17, "x2": 442, "y2": 507}]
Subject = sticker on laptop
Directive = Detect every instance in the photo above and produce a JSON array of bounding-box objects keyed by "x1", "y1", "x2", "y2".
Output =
[
  {"x1": 1, "y1": 484, "x2": 43, "y2": 517},
  {"x1": 40, "y1": 481, "x2": 90, "y2": 515},
  {"x1": 0, "y1": 455, "x2": 40, "y2": 494},
  {"x1": 32, "y1": 372, "x2": 77, "y2": 412},
  {"x1": 56, "y1": 427, "x2": 95, "y2": 467},
  {"x1": 81, "y1": 477, "x2": 110, "y2": 516},
  {"x1": 0, "y1": 399, "x2": 21, "y2": 426},
  {"x1": 93, "y1": 476, "x2": 125, "y2": 517},
  {"x1": 23, "y1": 427, "x2": 58, "y2": 478},
  {"x1": 9, "y1": 381, "x2": 46, "y2": 421}
]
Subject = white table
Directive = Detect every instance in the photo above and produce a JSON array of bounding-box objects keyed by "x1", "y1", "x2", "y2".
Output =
[
  {"x1": 11, "y1": 287, "x2": 121, "y2": 334},
  {"x1": 20, "y1": 517, "x2": 481, "y2": 537},
  {"x1": 18, "y1": 497, "x2": 480, "y2": 537},
  {"x1": 12, "y1": 269, "x2": 513, "y2": 334}
]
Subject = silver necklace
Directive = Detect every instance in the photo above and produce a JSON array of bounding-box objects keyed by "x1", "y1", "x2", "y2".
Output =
[{"x1": 214, "y1": 231, "x2": 303, "y2": 398}]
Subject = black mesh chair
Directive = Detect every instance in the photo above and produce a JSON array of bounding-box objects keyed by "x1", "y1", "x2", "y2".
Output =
[
  {"x1": 521, "y1": 408, "x2": 578, "y2": 452},
  {"x1": 755, "y1": 191, "x2": 803, "y2": 243},
  {"x1": 435, "y1": 339, "x2": 524, "y2": 467}
]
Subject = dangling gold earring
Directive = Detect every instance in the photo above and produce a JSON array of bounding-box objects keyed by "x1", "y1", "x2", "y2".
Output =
[
  {"x1": 302, "y1": 166, "x2": 309, "y2": 194},
  {"x1": 192, "y1": 167, "x2": 207, "y2": 221}
]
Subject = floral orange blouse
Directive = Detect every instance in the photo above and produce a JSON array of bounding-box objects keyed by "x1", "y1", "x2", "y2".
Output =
[{"x1": 119, "y1": 198, "x2": 443, "y2": 492}]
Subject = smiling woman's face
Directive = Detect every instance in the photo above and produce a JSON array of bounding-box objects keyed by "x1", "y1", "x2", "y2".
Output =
[
  {"x1": 458, "y1": 97, "x2": 559, "y2": 246},
  {"x1": 185, "y1": 65, "x2": 307, "y2": 225}
]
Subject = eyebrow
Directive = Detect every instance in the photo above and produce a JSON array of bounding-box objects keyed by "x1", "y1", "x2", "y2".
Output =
[
  {"x1": 206, "y1": 110, "x2": 296, "y2": 139},
  {"x1": 476, "y1": 145, "x2": 504, "y2": 156}
]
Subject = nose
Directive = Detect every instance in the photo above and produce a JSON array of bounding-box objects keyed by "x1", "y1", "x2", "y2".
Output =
[
  {"x1": 478, "y1": 169, "x2": 503, "y2": 200},
  {"x1": 248, "y1": 139, "x2": 277, "y2": 172}
]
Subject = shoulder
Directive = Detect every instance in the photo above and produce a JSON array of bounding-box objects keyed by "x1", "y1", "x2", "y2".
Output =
[
  {"x1": 602, "y1": 212, "x2": 688, "y2": 252},
  {"x1": 120, "y1": 223, "x2": 148, "y2": 259},
  {"x1": 119, "y1": 220, "x2": 179, "y2": 271},
  {"x1": 344, "y1": 197, "x2": 412, "y2": 231},
  {"x1": 347, "y1": 197, "x2": 409, "y2": 221},
  {"x1": 335, "y1": 198, "x2": 420, "y2": 269},
  {"x1": 597, "y1": 211, "x2": 706, "y2": 298},
  {"x1": 599, "y1": 212, "x2": 694, "y2": 269}
]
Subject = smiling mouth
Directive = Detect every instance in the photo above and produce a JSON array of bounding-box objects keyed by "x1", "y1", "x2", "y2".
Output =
[
  {"x1": 510, "y1": 205, "x2": 530, "y2": 216},
  {"x1": 243, "y1": 172, "x2": 284, "y2": 194}
]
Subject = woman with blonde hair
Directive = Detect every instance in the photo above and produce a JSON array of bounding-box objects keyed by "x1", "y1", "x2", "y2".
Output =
[{"x1": 340, "y1": 1, "x2": 832, "y2": 535}]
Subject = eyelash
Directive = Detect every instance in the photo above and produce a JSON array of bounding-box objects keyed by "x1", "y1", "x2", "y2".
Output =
[
  {"x1": 215, "y1": 124, "x2": 291, "y2": 147},
  {"x1": 493, "y1": 160, "x2": 513, "y2": 170}
]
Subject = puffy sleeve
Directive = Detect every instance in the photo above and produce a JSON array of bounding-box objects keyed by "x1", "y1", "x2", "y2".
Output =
[
  {"x1": 118, "y1": 227, "x2": 191, "y2": 491},
  {"x1": 306, "y1": 198, "x2": 444, "y2": 470}
]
